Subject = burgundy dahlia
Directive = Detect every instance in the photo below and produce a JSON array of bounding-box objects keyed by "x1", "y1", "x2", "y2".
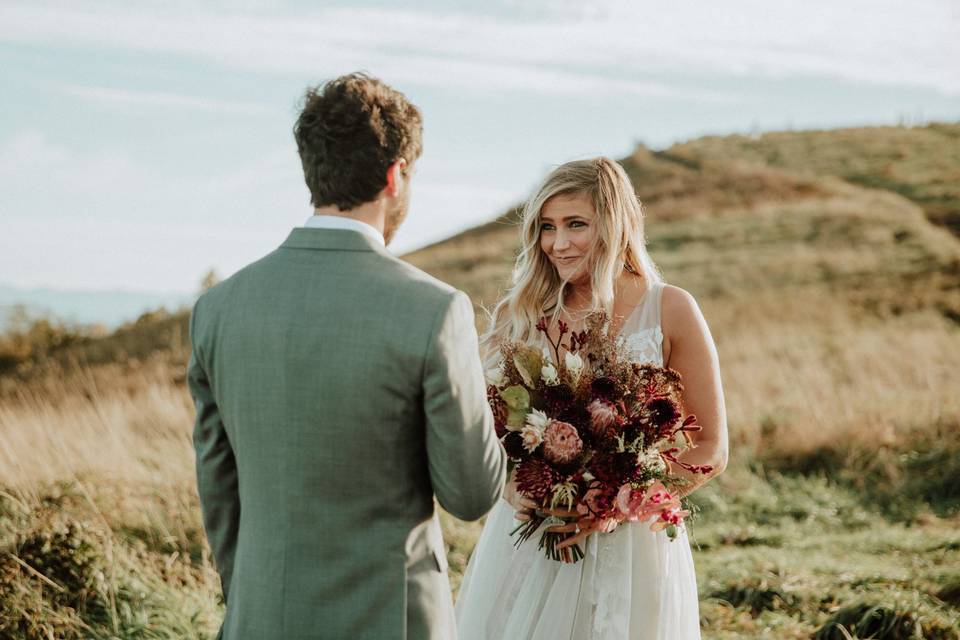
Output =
[
  {"x1": 542, "y1": 383, "x2": 575, "y2": 413},
  {"x1": 502, "y1": 431, "x2": 527, "y2": 460},
  {"x1": 591, "y1": 376, "x2": 620, "y2": 399},
  {"x1": 589, "y1": 450, "x2": 640, "y2": 487},
  {"x1": 515, "y1": 459, "x2": 557, "y2": 501},
  {"x1": 645, "y1": 396, "x2": 681, "y2": 437}
]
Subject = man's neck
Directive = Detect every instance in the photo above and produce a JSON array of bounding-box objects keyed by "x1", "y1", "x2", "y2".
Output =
[{"x1": 313, "y1": 203, "x2": 385, "y2": 236}]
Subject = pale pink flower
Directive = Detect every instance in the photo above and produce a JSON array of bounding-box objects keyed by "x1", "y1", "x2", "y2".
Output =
[
  {"x1": 578, "y1": 486, "x2": 612, "y2": 517},
  {"x1": 520, "y1": 426, "x2": 544, "y2": 453},
  {"x1": 615, "y1": 484, "x2": 644, "y2": 518},
  {"x1": 594, "y1": 516, "x2": 621, "y2": 533},
  {"x1": 616, "y1": 481, "x2": 688, "y2": 532},
  {"x1": 576, "y1": 490, "x2": 623, "y2": 535},
  {"x1": 525, "y1": 408, "x2": 550, "y2": 432},
  {"x1": 542, "y1": 420, "x2": 583, "y2": 464}
]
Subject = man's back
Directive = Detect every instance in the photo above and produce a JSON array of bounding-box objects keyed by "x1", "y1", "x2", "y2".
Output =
[{"x1": 188, "y1": 227, "x2": 506, "y2": 639}]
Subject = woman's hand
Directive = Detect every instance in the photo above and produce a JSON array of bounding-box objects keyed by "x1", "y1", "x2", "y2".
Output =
[
  {"x1": 503, "y1": 475, "x2": 538, "y2": 521},
  {"x1": 555, "y1": 518, "x2": 601, "y2": 553},
  {"x1": 538, "y1": 505, "x2": 600, "y2": 562}
]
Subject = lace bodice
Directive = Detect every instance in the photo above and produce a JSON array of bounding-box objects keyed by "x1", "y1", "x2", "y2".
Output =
[
  {"x1": 536, "y1": 281, "x2": 665, "y2": 367},
  {"x1": 619, "y1": 281, "x2": 665, "y2": 367}
]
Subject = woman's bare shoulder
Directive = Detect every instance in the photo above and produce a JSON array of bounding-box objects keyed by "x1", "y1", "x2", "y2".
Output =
[{"x1": 660, "y1": 284, "x2": 705, "y2": 340}]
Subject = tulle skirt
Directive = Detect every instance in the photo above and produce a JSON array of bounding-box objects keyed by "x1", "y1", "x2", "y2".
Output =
[{"x1": 455, "y1": 498, "x2": 702, "y2": 640}]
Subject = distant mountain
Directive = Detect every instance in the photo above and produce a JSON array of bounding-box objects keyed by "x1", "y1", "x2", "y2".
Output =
[{"x1": 0, "y1": 283, "x2": 193, "y2": 330}]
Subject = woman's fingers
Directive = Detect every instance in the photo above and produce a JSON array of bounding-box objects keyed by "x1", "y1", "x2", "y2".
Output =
[
  {"x1": 514, "y1": 505, "x2": 533, "y2": 521},
  {"x1": 544, "y1": 522, "x2": 578, "y2": 533},
  {"x1": 556, "y1": 527, "x2": 593, "y2": 550}
]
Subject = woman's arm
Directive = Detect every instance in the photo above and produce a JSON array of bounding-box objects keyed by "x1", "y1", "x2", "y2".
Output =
[{"x1": 661, "y1": 285, "x2": 729, "y2": 496}]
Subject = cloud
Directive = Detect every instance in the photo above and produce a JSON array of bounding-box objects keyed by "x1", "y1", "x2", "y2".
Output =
[
  {"x1": 9, "y1": 1, "x2": 956, "y2": 98},
  {"x1": 0, "y1": 130, "x2": 153, "y2": 208},
  {"x1": 61, "y1": 85, "x2": 275, "y2": 115},
  {"x1": 0, "y1": 128, "x2": 517, "y2": 286}
]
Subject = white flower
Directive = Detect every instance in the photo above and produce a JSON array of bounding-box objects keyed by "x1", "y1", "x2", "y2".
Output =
[
  {"x1": 485, "y1": 363, "x2": 506, "y2": 387},
  {"x1": 525, "y1": 408, "x2": 550, "y2": 432},
  {"x1": 641, "y1": 448, "x2": 668, "y2": 474},
  {"x1": 564, "y1": 351, "x2": 584, "y2": 384},
  {"x1": 540, "y1": 361, "x2": 560, "y2": 386},
  {"x1": 521, "y1": 426, "x2": 544, "y2": 453}
]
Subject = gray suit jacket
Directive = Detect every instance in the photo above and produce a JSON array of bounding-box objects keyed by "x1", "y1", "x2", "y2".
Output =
[{"x1": 187, "y1": 227, "x2": 507, "y2": 639}]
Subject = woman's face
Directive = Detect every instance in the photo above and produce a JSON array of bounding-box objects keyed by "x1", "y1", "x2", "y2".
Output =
[{"x1": 539, "y1": 191, "x2": 596, "y2": 285}]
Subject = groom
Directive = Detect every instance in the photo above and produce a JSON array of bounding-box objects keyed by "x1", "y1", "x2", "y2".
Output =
[{"x1": 187, "y1": 72, "x2": 507, "y2": 639}]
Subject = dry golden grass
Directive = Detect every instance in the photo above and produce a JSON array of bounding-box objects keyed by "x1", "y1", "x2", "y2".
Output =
[
  {"x1": 708, "y1": 296, "x2": 960, "y2": 459},
  {"x1": 0, "y1": 364, "x2": 221, "y2": 639}
]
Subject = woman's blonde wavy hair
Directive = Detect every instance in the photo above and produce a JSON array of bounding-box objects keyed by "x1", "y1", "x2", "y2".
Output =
[{"x1": 480, "y1": 157, "x2": 662, "y2": 363}]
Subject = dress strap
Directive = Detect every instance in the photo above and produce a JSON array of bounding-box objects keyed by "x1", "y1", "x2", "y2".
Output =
[
  {"x1": 621, "y1": 282, "x2": 663, "y2": 336},
  {"x1": 627, "y1": 281, "x2": 664, "y2": 333}
]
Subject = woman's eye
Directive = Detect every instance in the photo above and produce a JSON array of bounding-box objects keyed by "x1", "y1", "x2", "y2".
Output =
[
  {"x1": 541, "y1": 223, "x2": 555, "y2": 231},
  {"x1": 570, "y1": 221, "x2": 587, "y2": 228}
]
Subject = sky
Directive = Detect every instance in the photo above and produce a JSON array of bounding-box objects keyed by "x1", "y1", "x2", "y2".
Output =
[{"x1": 2, "y1": 0, "x2": 958, "y2": 297}]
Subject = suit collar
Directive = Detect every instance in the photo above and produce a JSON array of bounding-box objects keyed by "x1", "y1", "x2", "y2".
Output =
[
  {"x1": 303, "y1": 215, "x2": 385, "y2": 246},
  {"x1": 280, "y1": 227, "x2": 391, "y2": 255}
]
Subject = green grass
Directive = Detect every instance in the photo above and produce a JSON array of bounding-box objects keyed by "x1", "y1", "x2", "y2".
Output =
[
  {"x1": 440, "y1": 468, "x2": 960, "y2": 640},
  {"x1": 6, "y1": 468, "x2": 956, "y2": 638},
  {"x1": 0, "y1": 485, "x2": 221, "y2": 639}
]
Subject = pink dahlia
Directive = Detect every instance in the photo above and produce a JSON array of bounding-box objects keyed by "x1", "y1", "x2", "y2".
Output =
[{"x1": 542, "y1": 420, "x2": 583, "y2": 464}]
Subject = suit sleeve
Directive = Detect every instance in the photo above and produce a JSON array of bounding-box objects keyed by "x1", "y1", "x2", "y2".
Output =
[
  {"x1": 187, "y1": 299, "x2": 240, "y2": 603},
  {"x1": 422, "y1": 291, "x2": 508, "y2": 521}
]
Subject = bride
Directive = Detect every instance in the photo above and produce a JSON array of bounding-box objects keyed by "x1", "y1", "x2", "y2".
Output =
[{"x1": 454, "y1": 157, "x2": 729, "y2": 640}]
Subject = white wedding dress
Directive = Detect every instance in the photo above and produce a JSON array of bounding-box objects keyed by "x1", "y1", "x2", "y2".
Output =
[{"x1": 455, "y1": 281, "x2": 702, "y2": 640}]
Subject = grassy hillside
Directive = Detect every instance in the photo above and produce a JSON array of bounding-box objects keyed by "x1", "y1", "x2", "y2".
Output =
[
  {"x1": 2, "y1": 123, "x2": 959, "y2": 638},
  {"x1": 666, "y1": 122, "x2": 960, "y2": 235}
]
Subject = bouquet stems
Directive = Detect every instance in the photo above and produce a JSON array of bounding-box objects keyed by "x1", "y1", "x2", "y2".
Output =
[{"x1": 510, "y1": 514, "x2": 585, "y2": 563}]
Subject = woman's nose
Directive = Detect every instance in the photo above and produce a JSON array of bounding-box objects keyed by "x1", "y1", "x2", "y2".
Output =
[{"x1": 553, "y1": 231, "x2": 570, "y2": 251}]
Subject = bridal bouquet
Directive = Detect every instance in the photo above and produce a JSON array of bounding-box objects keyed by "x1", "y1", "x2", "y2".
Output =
[{"x1": 486, "y1": 313, "x2": 713, "y2": 563}]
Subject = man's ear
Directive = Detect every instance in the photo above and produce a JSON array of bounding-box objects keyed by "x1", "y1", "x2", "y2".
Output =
[{"x1": 384, "y1": 158, "x2": 408, "y2": 197}]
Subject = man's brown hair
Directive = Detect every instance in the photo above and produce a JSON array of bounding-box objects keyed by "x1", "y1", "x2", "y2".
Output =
[{"x1": 293, "y1": 73, "x2": 423, "y2": 211}]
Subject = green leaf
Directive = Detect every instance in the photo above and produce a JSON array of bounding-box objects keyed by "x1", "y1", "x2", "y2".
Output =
[
  {"x1": 507, "y1": 407, "x2": 528, "y2": 429},
  {"x1": 513, "y1": 347, "x2": 543, "y2": 387},
  {"x1": 500, "y1": 385, "x2": 530, "y2": 411}
]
